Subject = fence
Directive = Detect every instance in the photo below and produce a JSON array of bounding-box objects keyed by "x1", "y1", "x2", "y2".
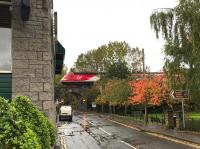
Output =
[
  {"x1": 96, "y1": 104, "x2": 166, "y2": 124},
  {"x1": 149, "y1": 114, "x2": 165, "y2": 125},
  {"x1": 96, "y1": 104, "x2": 200, "y2": 131},
  {"x1": 181, "y1": 118, "x2": 200, "y2": 132}
]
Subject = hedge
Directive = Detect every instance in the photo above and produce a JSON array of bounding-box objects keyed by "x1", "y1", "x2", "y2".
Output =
[{"x1": 0, "y1": 96, "x2": 56, "y2": 149}]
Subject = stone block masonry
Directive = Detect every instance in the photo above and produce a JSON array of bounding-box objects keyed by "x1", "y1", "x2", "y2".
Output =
[{"x1": 12, "y1": 0, "x2": 56, "y2": 124}]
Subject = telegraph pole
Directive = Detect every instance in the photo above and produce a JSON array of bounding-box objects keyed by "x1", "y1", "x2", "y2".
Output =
[
  {"x1": 142, "y1": 48, "x2": 145, "y2": 76},
  {"x1": 142, "y1": 48, "x2": 148, "y2": 125}
]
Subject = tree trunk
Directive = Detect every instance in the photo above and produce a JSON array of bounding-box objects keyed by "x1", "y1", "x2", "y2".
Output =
[
  {"x1": 124, "y1": 104, "x2": 127, "y2": 116},
  {"x1": 113, "y1": 105, "x2": 116, "y2": 114},
  {"x1": 109, "y1": 102, "x2": 112, "y2": 114},
  {"x1": 101, "y1": 104, "x2": 104, "y2": 113}
]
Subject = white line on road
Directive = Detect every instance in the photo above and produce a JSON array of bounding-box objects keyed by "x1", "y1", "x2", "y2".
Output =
[
  {"x1": 120, "y1": 140, "x2": 137, "y2": 149},
  {"x1": 99, "y1": 127, "x2": 112, "y2": 136},
  {"x1": 87, "y1": 121, "x2": 95, "y2": 126}
]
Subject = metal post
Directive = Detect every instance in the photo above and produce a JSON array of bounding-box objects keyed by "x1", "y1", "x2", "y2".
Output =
[
  {"x1": 144, "y1": 95, "x2": 148, "y2": 125},
  {"x1": 182, "y1": 99, "x2": 185, "y2": 129},
  {"x1": 142, "y1": 48, "x2": 148, "y2": 125}
]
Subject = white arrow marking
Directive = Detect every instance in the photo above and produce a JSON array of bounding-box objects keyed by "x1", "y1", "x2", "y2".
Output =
[{"x1": 170, "y1": 90, "x2": 175, "y2": 99}]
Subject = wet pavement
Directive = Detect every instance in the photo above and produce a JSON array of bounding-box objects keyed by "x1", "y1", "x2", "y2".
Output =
[{"x1": 56, "y1": 112, "x2": 196, "y2": 149}]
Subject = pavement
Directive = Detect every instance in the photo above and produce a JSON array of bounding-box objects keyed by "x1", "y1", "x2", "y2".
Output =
[
  {"x1": 55, "y1": 112, "x2": 200, "y2": 149},
  {"x1": 107, "y1": 114, "x2": 200, "y2": 145}
]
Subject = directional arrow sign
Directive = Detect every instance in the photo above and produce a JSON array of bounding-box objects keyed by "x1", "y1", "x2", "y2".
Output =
[
  {"x1": 170, "y1": 90, "x2": 189, "y2": 129},
  {"x1": 170, "y1": 90, "x2": 189, "y2": 99}
]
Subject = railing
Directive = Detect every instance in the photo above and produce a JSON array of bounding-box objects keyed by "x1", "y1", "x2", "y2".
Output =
[
  {"x1": 149, "y1": 113, "x2": 165, "y2": 125},
  {"x1": 182, "y1": 118, "x2": 200, "y2": 132},
  {"x1": 96, "y1": 105, "x2": 200, "y2": 131}
]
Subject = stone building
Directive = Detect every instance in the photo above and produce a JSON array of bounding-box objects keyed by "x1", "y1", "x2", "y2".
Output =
[{"x1": 0, "y1": 0, "x2": 65, "y2": 123}]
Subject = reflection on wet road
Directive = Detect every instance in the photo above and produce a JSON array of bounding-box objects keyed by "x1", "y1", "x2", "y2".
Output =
[{"x1": 57, "y1": 112, "x2": 195, "y2": 149}]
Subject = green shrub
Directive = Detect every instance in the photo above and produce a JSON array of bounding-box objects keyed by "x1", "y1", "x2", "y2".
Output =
[
  {"x1": 18, "y1": 128, "x2": 41, "y2": 149},
  {"x1": 0, "y1": 97, "x2": 41, "y2": 149},
  {"x1": 12, "y1": 96, "x2": 56, "y2": 149},
  {"x1": 47, "y1": 120, "x2": 56, "y2": 146}
]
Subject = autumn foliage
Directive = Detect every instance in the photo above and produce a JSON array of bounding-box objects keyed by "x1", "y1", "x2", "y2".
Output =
[
  {"x1": 96, "y1": 79, "x2": 131, "y2": 106},
  {"x1": 96, "y1": 95, "x2": 108, "y2": 105},
  {"x1": 129, "y1": 75, "x2": 169, "y2": 105}
]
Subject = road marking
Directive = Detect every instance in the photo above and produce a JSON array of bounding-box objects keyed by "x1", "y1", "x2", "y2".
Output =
[
  {"x1": 99, "y1": 127, "x2": 112, "y2": 136},
  {"x1": 120, "y1": 140, "x2": 137, "y2": 149},
  {"x1": 60, "y1": 135, "x2": 67, "y2": 149},
  {"x1": 109, "y1": 119, "x2": 140, "y2": 131},
  {"x1": 88, "y1": 121, "x2": 95, "y2": 126},
  {"x1": 109, "y1": 119, "x2": 200, "y2": 149}
]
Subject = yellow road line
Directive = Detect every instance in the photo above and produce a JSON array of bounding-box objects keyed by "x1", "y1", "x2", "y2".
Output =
[
  {"x1": 60, "y1": 135, "x2": 67, "y2": 149},
  {"x1": 109, "y1": 119, "x2": 140, "y2": 131},
  {"x1": 146, "y1": 132, "x2": 200, "y2": 149}
]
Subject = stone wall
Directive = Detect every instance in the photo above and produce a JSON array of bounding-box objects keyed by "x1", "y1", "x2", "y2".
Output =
[{"x1": 12, "y1": 0, "x2": 56, "y2": 124}]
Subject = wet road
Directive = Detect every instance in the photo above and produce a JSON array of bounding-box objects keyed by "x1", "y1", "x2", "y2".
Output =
[{"x1": 57, "y1": 112, "x2": 195, "y2": 149}]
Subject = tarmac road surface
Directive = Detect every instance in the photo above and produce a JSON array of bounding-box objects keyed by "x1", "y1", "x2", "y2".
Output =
[{"x1": 56, "y1": 112, "x2": 196, "y2": 149}]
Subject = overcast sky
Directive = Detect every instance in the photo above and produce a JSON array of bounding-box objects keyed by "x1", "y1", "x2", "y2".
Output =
[{"x1": 54, "y1": 0, "x2": 177, "y2": 72}]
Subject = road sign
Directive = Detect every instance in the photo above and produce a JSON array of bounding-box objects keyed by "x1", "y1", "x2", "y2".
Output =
[
  {"x1": 170, "y1": 90, "x2": 189, "y2": 129},
  {"x1": 92, "y1": 102, "x2": 96, "y2": 108},
  {"x1": 170, "y1": 90, "x2": 189, "y2": 99}
]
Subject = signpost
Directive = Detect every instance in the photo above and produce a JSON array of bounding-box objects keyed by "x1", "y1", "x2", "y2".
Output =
[{"x1": 170, "y1": 90, "x2": 189, "y2": 129}]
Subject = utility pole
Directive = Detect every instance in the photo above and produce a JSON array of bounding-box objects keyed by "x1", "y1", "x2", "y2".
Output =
[
  {"x1": 142, "y1": 48, "x2": 145, "y2": 76},
  {"x1": 182, "y1": 99, "x2": 185, "y2": 129},
  {"x1": 142, "y1": 48, "x2": 148, "y2": 125}
]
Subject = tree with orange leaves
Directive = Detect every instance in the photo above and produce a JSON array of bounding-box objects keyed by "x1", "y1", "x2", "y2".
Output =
[
  {"x1": 129, "y1": 75, "x2": 169, "y2": 106},
  {"x1": 129, "y1": 74, "x2": 169, "y2": 124}
]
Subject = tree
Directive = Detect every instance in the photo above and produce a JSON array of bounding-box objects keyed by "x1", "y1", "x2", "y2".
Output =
[
  {"x1": 105, "y1": 61, "x2": 130, "y2": 79},
  {"x1": 74, "y1": 41, "x2": 143, "y2": 73},
  {"x1": 80, "y1": 83, "x2": 100, "y2": 109},
  {"x1": 95, "y1": 95, "x2": 108, "y2": 112},
  {"x1": 54, "y1": 66, "x2": 67, "y2": 87},
  {"x1": 104, "y1": 79, "x2": 131, "y2": 114},
  {"x1": 129, "y1": 75, "x2": 169, "y2": 124},
  {"x1": 129, "y1": 75, "x2": 169, "y2": 105},
  {"x1": 150, "y1": 0, "x2": 200, "y2": 106},
  {"x1": 54, "y1": 66, "x2": 67, "y2": 100}
]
